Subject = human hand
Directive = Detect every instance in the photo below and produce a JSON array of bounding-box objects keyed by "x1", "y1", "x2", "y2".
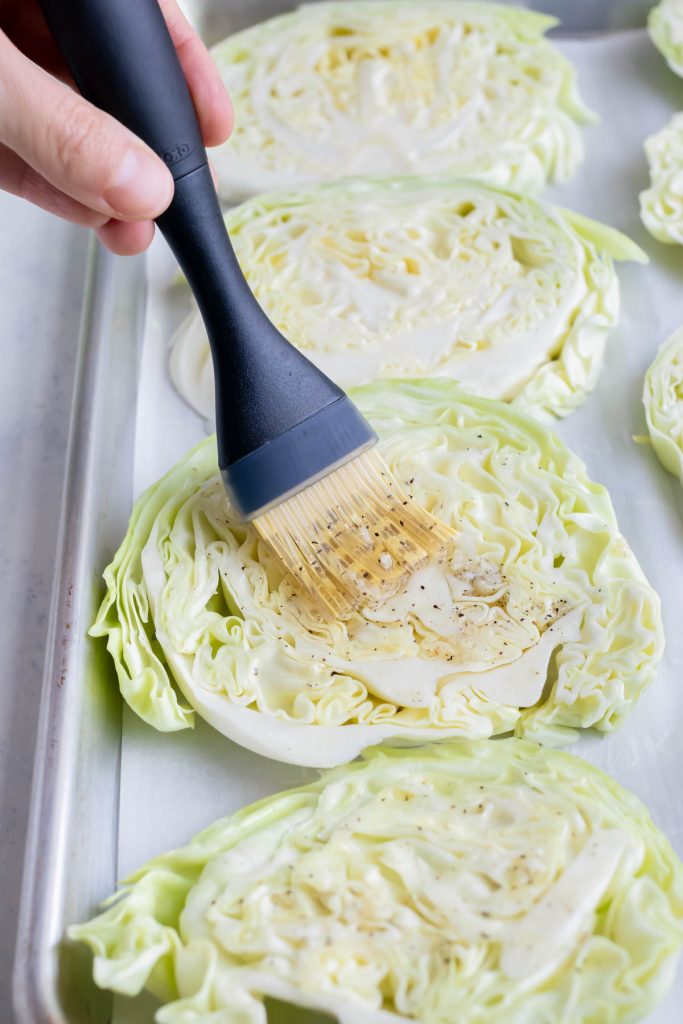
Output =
[{"x1": 0, "y1": 0, "x2": 233, "y2": 254}]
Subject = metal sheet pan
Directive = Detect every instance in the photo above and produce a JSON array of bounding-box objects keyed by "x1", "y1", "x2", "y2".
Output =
[
  {"x1": 13, "y1": 244, "x2": 144, "y2": 1024},
  {"x1": 13, "y1": 3, "x2": 683, "y2": 1023}
]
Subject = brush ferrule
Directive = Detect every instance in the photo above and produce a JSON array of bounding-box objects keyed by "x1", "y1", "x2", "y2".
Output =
[{"x1": 222, "y1": 396, "x2": 377, "y2": 520}]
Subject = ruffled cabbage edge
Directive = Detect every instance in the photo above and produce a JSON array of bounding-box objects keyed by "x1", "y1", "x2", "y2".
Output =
[
  {"x1": 169, "y1": 176, "x2": 646, "y2": 424},
  {"x1": 643, "y1": 325, "x2": 683, "y2": 482},
  {"x1": 640, "y1": 113, "x2": 683, "y2": 245},
  {"x1": 649, "y1": 0, "x2": 683, "y2": 78}
]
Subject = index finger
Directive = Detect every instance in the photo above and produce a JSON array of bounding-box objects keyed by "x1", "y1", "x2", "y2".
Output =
[{"x1": 158, "y1": 0, "x2": 233, "y2": 148}]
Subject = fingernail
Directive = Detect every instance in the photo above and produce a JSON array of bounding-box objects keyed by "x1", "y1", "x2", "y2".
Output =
[{"x1": 104, "y1": 148, "x2": 173, "y2": 218}]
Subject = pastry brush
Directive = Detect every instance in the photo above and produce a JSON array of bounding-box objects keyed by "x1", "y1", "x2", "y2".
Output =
[{"x1": 39, "y1": 0, "x2": 453, "y2": 617}]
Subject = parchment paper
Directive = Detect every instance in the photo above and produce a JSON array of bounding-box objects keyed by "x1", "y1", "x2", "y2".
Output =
[{"x1": 114, "y1": 28, "x2": 683, "y2": 1023}]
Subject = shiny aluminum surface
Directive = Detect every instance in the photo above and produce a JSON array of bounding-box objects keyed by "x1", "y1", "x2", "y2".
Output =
[{"x1": 13, "y1": 245, "x2": 143, "y2": 1024}]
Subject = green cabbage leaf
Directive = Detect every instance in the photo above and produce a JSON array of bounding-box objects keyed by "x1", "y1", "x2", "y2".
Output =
[
  {"x1": 90, "y1": 380, "x2": 662, "y2": 765},
  {"x1": 643, "y1": 325, "x2": 683, "y2": 482},
  {"x1": 640, "y1": 113, "x2": 683, "y2": 245},
  {"x1": 170, "y1": 177, "x2": 644, "y2": 424},
  {"x1": 69, "y1": 740, "x2": 683, "y2": 1024},
  {"x1": 209, "y1": 1, "x2": 594, "y2": 201}
]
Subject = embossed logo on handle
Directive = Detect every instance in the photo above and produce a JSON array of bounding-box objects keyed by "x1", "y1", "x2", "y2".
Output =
[{"x1": 162, "y1": 141, "x2": 192, "y2": 165}]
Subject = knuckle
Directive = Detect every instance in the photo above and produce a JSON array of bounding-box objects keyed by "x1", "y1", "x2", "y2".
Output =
[{"x1": 47, "y1": 100, "x2": 112, "y2": 189}]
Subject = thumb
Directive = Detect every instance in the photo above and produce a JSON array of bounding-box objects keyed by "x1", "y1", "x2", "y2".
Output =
[{"x1": 0, "y1": 30, "x2": 174, "y2": 221}]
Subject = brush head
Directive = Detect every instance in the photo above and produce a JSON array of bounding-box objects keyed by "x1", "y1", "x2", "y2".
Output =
[
  {"x1": 253, "y1": 447, "x2": 456, "y2": 619},
  {"x1": 221, "y1": 395, "x2": 377, "y2": 521}
]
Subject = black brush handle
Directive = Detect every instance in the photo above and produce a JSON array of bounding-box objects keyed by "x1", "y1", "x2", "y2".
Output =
[
  {"x1": 38, "y1": 0, "x2": 373, "y2": 516},
  {"x1": 38, "y1": 0, "x2": 206, "y2": 182}
]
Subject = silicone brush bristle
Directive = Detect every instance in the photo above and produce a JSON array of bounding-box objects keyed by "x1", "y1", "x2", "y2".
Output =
[{"x1": 253, "y1": 448, "x2": 455, "y2": 618}]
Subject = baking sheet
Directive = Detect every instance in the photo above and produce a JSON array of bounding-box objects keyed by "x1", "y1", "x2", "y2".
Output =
[{"x1": 114, "y1": 28, "x2": 683, "y2": 1023}]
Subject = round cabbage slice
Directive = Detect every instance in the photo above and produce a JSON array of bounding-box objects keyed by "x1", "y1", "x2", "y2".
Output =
[
  {"x1": 69, "y1": 740, "x2": 683, "y2": 1024},
  {"x1": 209, "y1": 1, "x2": 594, "y2": 201},
  {"x1": 170, "y1": 178, "x2": 644, "y2": 424},
  {"x1": 640, "y1": 113, "x2": 683, "y2": 245},
  {"x1": 643, "y1": 325, "x2": 683, "y2": 482},
  {"x1": 649, "y1": 0, "x2": 683, "y2": 77},
  {"x1": 91, "y1": 381, "x2": 662, "y2": 766}
]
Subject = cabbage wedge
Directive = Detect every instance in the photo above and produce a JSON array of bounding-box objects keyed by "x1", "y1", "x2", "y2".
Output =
[
  {"x1": 649, "y1": 0, "x2": 683, "y2": 77},
  {"x1": 170, "y1": 177, "x2": 645, "y2": 424},
  {"x1": 90, "y1": 381, "x2": 662, "y2": 766},
  {"x1": 209, "y1": 1, "x2": 594, "y2": 200},
  {"x1": 643, "y1": 325, "x2": 683, "y2": 482},
  {"x1": 640, "y1": 113, "x2": 683, "y2": 245},
  {"x1": 69, "y1": 740, "x2": 683, "y2": 1024}
]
